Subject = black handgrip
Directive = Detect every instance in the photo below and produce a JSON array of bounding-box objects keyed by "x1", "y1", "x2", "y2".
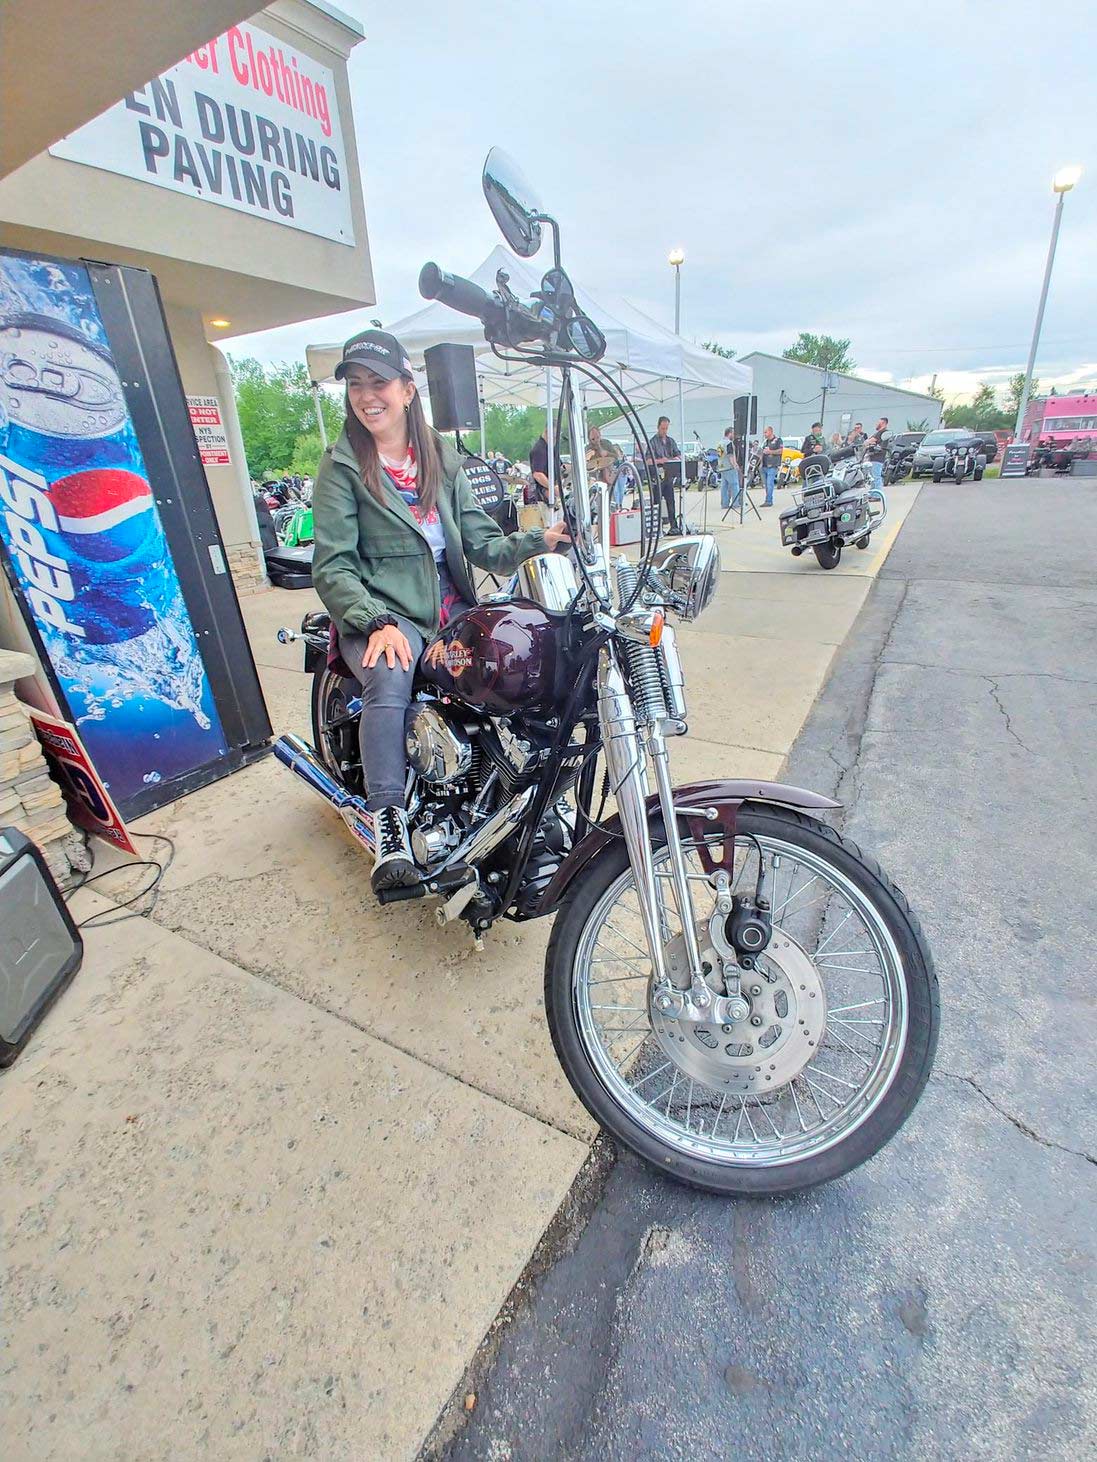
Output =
[{"x1": 418, "y1": 262, "x2": 494, "y2": 322}]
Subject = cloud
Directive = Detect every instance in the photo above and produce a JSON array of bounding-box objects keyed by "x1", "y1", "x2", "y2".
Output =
[{"x1": 227, "y1": 0, "x2": 1097, "y2": 405}]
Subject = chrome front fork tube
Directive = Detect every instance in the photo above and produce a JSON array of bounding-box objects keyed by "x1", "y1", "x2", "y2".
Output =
[
  {"x1": 597, "y1": 648, "x2": 669, "y2": 986},
  {"x1": 646, "y1": 728, "x2": 707, "y2": 999},
  {"x1": 597, "y1": 649, "x2": 705, "y2": 994}
]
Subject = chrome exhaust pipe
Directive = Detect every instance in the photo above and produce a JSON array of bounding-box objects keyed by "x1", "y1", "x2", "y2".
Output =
[{"x1": 273, "y1": 734, "x2": 376, "y2": 854}]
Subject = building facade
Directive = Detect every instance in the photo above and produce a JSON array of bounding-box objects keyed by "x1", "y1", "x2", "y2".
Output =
[
  {"x1": 0, "y1": 0, "x2": 372, "y2": 592},
  {"x1": 603, "y1": 351, "x2": 941, "y2": 452}
]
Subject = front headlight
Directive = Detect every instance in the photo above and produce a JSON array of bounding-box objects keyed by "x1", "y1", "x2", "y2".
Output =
[{"x1": 649, "y1": 534, "x2": 720, "y2": 621}]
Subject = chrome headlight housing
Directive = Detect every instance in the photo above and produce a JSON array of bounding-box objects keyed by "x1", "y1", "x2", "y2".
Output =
[{"x1": 649, "y1": 534, "x2": 720, "y2": 622}]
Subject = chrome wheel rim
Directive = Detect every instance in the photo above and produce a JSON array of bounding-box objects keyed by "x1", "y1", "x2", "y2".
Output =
[{"x1": 573, "y1": 833, "x2": 908, "y2": 1167}]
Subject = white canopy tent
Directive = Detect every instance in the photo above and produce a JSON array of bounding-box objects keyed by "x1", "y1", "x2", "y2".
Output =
[{"x1": 305, "y1": 245, "x2": 751, "y2": 460}]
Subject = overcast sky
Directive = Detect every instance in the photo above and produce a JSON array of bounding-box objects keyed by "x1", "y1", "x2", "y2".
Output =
[{"x1": 228, "y1": 0, "x2": 1097, "y2": 403}]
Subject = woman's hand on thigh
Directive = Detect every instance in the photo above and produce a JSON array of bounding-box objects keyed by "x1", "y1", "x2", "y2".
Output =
[{"x1": 363, "y1": 624, "x2": 414, "y2": 671}]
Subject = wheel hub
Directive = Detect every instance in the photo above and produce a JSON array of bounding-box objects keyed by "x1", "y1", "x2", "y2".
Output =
[{"x1": 648, "y1": 930, "x2": 827, "y2": 1094}]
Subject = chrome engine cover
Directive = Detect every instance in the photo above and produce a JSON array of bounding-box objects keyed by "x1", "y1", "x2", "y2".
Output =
[{"x1": 405, "y1": 704, "x2": 473, "y2": 784}]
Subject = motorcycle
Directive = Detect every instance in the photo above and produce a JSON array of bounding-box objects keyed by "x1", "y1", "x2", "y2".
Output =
[
  {"x1": 931, "y1": 435, "x2": 985, "y2": 484},
  {"x1": 274, "y1": 148, "x2": 938, "y2": 1195},
  {"x1": 882, "y1": 441, "x2": 916, "y2": 485},
  {"x1": 779, "y1": 447, "x2": 888, "y2": 569}
]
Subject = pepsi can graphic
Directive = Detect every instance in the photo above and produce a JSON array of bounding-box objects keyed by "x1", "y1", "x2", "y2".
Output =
[{"x1": 0, "y1": 254, "x2": 228, "y2": 807}]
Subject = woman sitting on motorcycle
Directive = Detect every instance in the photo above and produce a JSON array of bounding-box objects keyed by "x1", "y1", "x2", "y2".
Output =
[{"x1": 311, "y1": 329, "x2": 571, "y2": 895}]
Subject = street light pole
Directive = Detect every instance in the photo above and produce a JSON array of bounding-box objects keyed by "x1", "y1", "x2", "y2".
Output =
[{"x1": 1014, "y1": 166, "x2": 1082, "y2": 440}]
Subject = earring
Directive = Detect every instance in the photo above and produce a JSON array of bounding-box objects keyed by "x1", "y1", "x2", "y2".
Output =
[{"x1": 404, "y1": 402, "x2": 410, "y2": 413}]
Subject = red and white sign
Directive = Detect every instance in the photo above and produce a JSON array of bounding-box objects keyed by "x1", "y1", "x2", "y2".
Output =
[
  {"x1": 186, "y1": 395, "x2": 232, "y2": 466},
  {"x1": 29, "y1": 710, "x2": 138, "y2": 856},
  {"x1": 49, "y1": 20, "x2": 354, "y2": 245}
]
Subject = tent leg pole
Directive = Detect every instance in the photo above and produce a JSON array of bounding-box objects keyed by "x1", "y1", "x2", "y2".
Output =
[
  {"x1": 677, "y1": 376, "x2": 686, "y2": 534},
  {"x1": 477, "y1": 375, "x2": 486, "y2": 457},
  {"x1": 312, "y1": 382, "x2": 329, "y2": 450}
]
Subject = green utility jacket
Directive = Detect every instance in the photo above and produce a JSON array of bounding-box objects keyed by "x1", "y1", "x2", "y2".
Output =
[{"x1": 311, "y1": 430, "x2": 548, "y2": 642}]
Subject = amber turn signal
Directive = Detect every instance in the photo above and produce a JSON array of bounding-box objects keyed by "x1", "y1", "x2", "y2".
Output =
[{"x1": 649, "y1": 611, "x2": 665, "y2": 647}]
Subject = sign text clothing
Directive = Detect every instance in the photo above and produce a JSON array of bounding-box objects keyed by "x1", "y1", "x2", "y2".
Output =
[{"x1": 49, "y1": 22, "x2": 354, "y2": 246}]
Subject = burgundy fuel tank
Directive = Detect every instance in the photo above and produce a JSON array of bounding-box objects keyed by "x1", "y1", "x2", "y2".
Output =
[{"x1": 417, "y1": 599, "x2": 566, "y2": 714}]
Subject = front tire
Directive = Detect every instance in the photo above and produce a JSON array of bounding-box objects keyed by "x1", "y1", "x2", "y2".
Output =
[
  {"x1": 814, "y1": 541, "x2": 842, "y2": 569},
  {"x1": 544, "y1": 804, "x2": 939, "y2": 1195}
]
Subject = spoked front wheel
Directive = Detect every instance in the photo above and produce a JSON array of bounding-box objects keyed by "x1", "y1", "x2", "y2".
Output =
[{"x1": 544, "y1": 804, "x2": 938, "y2": 1194}]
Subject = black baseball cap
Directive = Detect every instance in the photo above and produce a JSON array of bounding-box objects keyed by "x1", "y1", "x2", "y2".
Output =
[{"x1": 334, "y1": 328, "x2": 414, "y2": 382}]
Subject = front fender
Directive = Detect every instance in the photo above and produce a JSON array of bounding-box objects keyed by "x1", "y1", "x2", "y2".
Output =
[{"x1": 536, "y1": 778, "x2": 840, "y2": 915}]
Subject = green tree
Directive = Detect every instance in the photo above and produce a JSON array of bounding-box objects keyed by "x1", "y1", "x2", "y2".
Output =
[
  {"x1": 1004, "y1": 372, "x2": 1038, "y2": 417},
  {"x1": 702, "y1": 339, "x2": 736, "y2": 359},
  {"x1": 783, "y1": 332, "x2": 855, "y2": 372},
  {"x1": 943, "y1": 381, "x2": 1011, "y2": 431},
  {"x1": 229, "y1": 356, "x2": 341, "y2": 479},
  {"x1": 288, "y1": 431, "x2": 326, "y2": 478},
  {"x1": 906, "y1": 418, "x2": 931, "y2": 432}
]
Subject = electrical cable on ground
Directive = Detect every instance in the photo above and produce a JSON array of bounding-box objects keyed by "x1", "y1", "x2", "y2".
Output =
[{"x1": 61, "y1": 830, "x2": 178, "y2": 930}]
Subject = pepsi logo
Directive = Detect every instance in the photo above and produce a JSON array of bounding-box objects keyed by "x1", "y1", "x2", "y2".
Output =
[{"x1": 46, "y1": 469, "x2": 154, "y2": 562}]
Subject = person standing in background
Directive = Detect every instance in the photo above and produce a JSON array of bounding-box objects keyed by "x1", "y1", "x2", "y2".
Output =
[
  {"x1": 718, "y1": 426, "x2": 741, "y2": 511},
  {"x1": 801, "y1": 421, "x2": 825, "y2": 455},
  {"x1": 864, "y1": 416, "x2": 890, "y2": 489},
  {"x1": 760, "y1": 424, "x2": 783, "y2": 506},
  {"x1": 648, "y1": 415, "x2": 682, "y2": 534},
  {"x1": 846, "y1": 421, "x2": 866, "y2": 448}
]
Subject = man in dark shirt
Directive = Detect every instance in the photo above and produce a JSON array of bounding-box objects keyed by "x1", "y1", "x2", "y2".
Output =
[
  {"x1": 760, "y1": 425, "x2": 783, "y2": 506},
  {"x1": 864, "y1": 417, "x2": 891, "y2": 489},
  {"x1": 648, "y1": 415, "x2": 682, "y2": 533},
  {"x1": 528, "y1": 429, "x2": 560, "y2": 505},
  {"x1": 801, "y1": 422, "x2": 825, "y2": 456}
]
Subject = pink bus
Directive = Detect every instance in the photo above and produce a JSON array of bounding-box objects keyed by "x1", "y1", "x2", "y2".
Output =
[{"x1": 1020, "y1": 392, "x2": 1097, "y2": 445}]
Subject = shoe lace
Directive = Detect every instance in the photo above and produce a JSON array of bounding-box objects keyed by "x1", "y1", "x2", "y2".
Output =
[{"x1": 377, "y1": 808, "x2": 406, "y2": 858}]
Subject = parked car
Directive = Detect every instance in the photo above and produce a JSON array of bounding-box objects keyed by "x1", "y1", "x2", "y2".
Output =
[{"x1": 890, "y1": 431, "x2": 926, "y2": 451}]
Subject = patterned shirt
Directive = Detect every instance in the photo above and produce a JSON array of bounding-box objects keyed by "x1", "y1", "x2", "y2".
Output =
[{"x1": 380, "y1": 447, "x2": 465, "y2": 626}]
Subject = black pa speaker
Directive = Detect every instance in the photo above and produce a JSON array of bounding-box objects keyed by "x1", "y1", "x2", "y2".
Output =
[
  {"x1": 424, "y1": 343, "x2": 481, "y2": 432},
  {"x1": 0, "y1": 826, "x2": 83, "y2": 1066},
  {"x1": 733, "y1": 395, "x2": 758, "y2": 437}
]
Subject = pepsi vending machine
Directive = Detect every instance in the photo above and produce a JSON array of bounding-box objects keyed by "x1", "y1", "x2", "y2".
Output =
[{"x1": 0, "y1": 248, "x2": 271, "y2": 821}]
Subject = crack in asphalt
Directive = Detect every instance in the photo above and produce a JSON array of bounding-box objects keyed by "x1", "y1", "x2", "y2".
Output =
[
  {"x1": 938, "y1": 1069, "x2": 1097, "y2": 1169},
  {"x1": 826, "y1": 578, "x2": 910, "y2": 828},
  {"x1": 985, "y1": 677, "x2": 1033, "y2": 754}
]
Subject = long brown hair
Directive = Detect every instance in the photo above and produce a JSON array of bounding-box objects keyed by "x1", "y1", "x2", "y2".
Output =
[{"x1": 344, "y1": 388, "x2": 443, "y2": 512}]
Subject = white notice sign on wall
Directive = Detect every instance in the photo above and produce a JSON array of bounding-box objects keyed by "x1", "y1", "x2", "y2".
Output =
[
  {"x1": 50, "y1": 21, "x2": 355, "y2": 246},
  {"x1": 187, "y1": 395, "x2": 232, "y2": 466}
]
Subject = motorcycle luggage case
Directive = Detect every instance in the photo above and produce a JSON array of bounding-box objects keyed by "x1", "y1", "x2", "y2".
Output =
[{"x1": 832, "y1": 490, "x2": 869, "y2": 536}]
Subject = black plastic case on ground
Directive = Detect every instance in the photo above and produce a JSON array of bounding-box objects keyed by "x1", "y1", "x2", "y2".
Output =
[{"x1": 0, "y1": 826, "x2": 83, "y2": 1066}]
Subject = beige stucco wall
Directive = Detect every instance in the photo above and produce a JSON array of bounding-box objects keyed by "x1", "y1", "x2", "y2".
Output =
[{"x1": 0, "y1": 1, "x2": 372, "y2": 336}]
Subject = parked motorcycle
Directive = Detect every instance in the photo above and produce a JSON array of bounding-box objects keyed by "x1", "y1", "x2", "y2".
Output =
[
  {"x1": 274, "y1": 148, "x2": 938, "y2": 1195},
  {"x1": 779, "y1": 448, "x2": 887, "y2": 569},
  {"x1": 931, "y1": 434, "x2": 985, "y2": 484},
  {"x1": 882, "y1": 441, "x2": 916, "y2": 485}
]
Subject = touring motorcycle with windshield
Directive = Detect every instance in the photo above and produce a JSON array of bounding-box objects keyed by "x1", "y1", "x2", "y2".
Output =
[{"x1": 275, "y1": 150, "x2": 938, "y2": 1195}]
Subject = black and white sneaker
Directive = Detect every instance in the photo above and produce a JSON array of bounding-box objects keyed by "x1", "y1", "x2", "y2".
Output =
[{"x1": 371, "y1": 805, "x2": 418, "y2": 894}]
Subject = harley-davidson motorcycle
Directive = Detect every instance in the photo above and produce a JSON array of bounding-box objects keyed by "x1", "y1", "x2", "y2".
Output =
[
  {"x1": 779, "y1": 447, "x2": 888, "y2": 569},
  {"x1": 274, "y1": 150, "x2": 938, "y2": 1195}
]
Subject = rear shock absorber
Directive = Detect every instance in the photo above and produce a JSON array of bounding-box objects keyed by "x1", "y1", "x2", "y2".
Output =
[{"x1": 615, "y1": 561, "x2": 669, "y2": 725}]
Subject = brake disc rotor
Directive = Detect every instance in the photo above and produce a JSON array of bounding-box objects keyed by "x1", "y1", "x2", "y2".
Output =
[{"x1": 648, "y1": 929, "x2": 827, "y2": 1095}]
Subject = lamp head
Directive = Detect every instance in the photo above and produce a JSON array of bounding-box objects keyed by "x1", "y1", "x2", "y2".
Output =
[
  {"x1": 667, "y1": 247, "x2": 685, "y2": 268},
  {"x1": 1053, "y1": 165, "x2": 1082, "y2": 193}
]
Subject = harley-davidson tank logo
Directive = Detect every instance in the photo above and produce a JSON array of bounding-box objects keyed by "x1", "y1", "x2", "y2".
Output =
[{"x1": 444, "y1": 641, "x2": 474, "y2": 675}]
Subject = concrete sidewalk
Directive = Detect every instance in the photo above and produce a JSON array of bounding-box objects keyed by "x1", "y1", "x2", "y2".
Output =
[{"x1": 0, "y1": 482, "x2": 921, "y2": 1458}]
